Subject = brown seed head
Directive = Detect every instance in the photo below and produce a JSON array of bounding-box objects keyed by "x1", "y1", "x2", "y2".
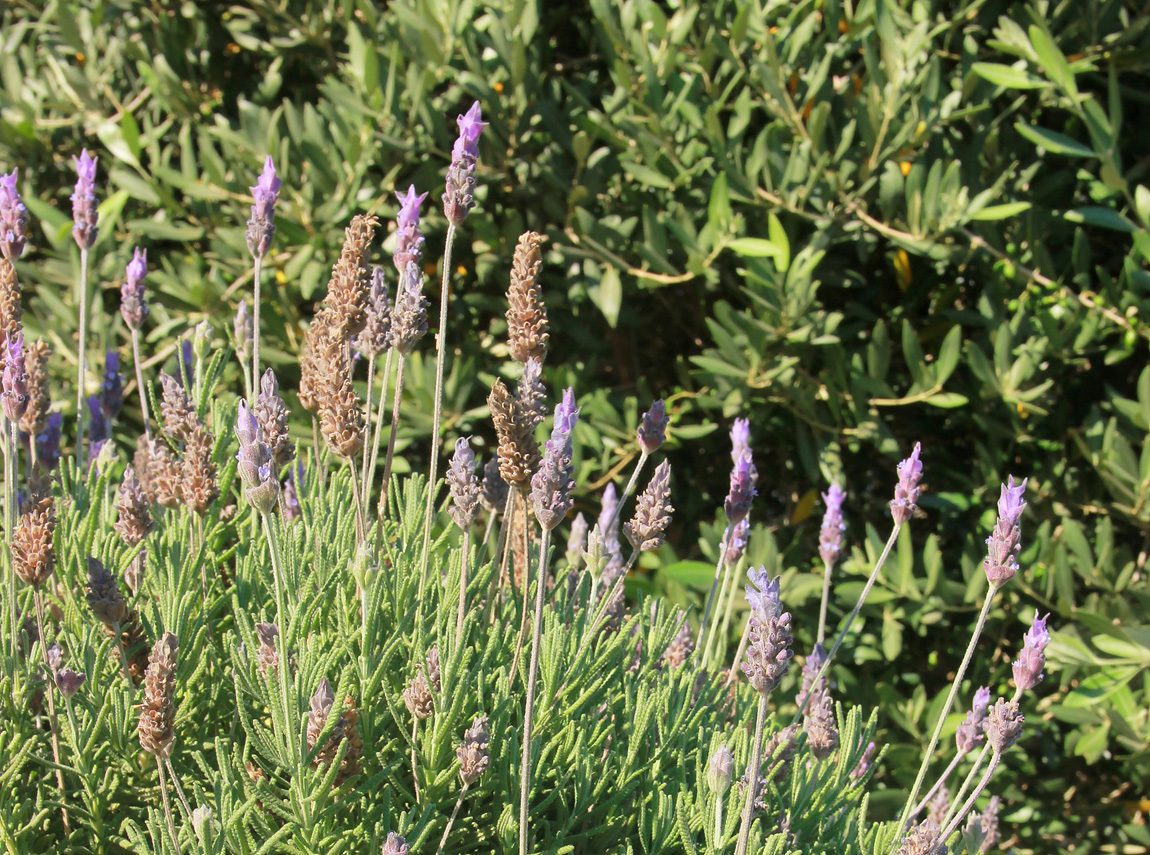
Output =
[
  {"x1": 0, "y1": 258, "x2": 22, "y2": 348},
  {"x1": 506, "y1": 231, "x2": 549, "y2": 364},
  {"x1": 159, "y1": 373, "x2": 196, "y2": 442},
  {"x1": 180, "y1": 423, "x2": 219, "y2": 515},
  {"x1": 488, "y1": 380, "x2": 539, "y2": 490},
  {"x1": 457, "y1": 714, "x2": 490, "y2": 786},
  {"x1": 403, "y1": 669, "x2": 434, "y2": 720},
  {"x1": 322, "y1": 214, "x2": 378, "y2": 337},
  {"x1": 86, "y1": 556, "x2": 128, "y2": 628},
  {"x1": 146, "y1": 438, "x2": 182, "y2": 508},
  {"x1": 255, "y1": 368, "x2": 295, "y2": 468},
  {"x1": 802, "y1": 686, "x2": 839, "y2": 761},
  {"x1": 115, "y1": 467, "x2": 154, "y2": 547},
  {"x1": 18, "y1": 338, "x2": 51, "y2": 436},
  {"x1": 138, "y1": 631, "x2": 178, "y2": 758},
  {"x1": 12, "y1": 485, "x2": 56, "y2": 588}
]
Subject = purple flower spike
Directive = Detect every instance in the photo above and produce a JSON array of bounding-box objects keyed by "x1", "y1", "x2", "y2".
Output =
[
  {"x1": 246, "y1": 155, "x2": 281, "y2": 260},
  {"x1": 724, "y1": 451, "x2": 756, "y2": 526},
  {"x1": 984, "y1": 475, "x2": 1028, "y2": 588},
  {"x1": 1, "y1": 333, "x2": 28, "y2": 421},
  {"x1": 955, "y1": 686, "x2": 991, "y2": 754},
  {"x1": 56, "y1": 668, "x2": 87, "y2": 698},
  {"x1": 730, "y1": 418, "x2": 751, "y2": 463},
  {"x1": 443, "y1": 101, "x2": 487, "y2": 225},
  {"x1": 121, "y1": 247, "x2": 149, "y2": 330},
  {"x1": 531, "y1": 387, "x2": 578, "y2": 531},
  {"x1": 234, "y1": 398, "x2": 278, "y2": 513},
  {"x1": 637, "y1": 399, "x2": 669, "y2": 454},
  {"x1": 724, "y1": 517, "x2": 750, "y2": 566},
  {"x1": 394, "y1": 184, "x2": 428, "y2": 273},
  {"x1": 741, "y1": 567, "x2": 793, "y2": 696},
  {"x1": 819, "y1": 484, "x2": 847, "y2": 567},
  {"x1": 0, "y1": 169, "x2": 29, "y2": 260},
  {"x1": 87, "y1": 394, "x2": 109, "y2": 444},
  {"x1": 889, "y1": 442, "x2": 923, "y2": 525},
  {"x1": 71, "y1": 149, "x2": 99, "y2": 250},
  {"x1": 1012, "y1": 610, "x2": 1050, "y2": 693}
]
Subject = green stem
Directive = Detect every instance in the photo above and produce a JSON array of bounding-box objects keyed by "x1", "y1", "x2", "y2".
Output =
[
  {"x1": 376, "y1": 354, "x2": 407, "y2": 527},
  {"x1": 455, "y1": 529, "x2": 471, "y2": 649},
  {"x1": 601, "y1": 450, "x2": 649, "y2": 538},
  {"x1": 359, "y1": 351, "x2": 376, "y2": 500},
  {"x1": 703, "y1": 550, "x2": 734, "y2": 667},
  {"x1": 364, "y1": 281, "x2": 404, "y2": 509},
  {"x1": 164, "y1": 758, "x2": 193, "y2": 821},
  {"x1": 3, "y1": 417, "x2": 14, "y2": 691},
  {"x1": 34, "y1": 591, "x2": 70, "y2": 833},
  {"x1": 909, "y1": 751, "x2": 964, "y2": 819},
  {"x1": 734, "y1": 692, "x2": 769, "y2": 855},
  {"x1": 76, "y1": 247, "x2": 89, "y2": 475},
  {"x1": 509, "y1": 491, "x2": 534, "y2": 680},
  {"x1": 519, "y1": 526, "x2": 552, "y2": 855},
  {"x1": 935, "y1": 753, "x2": 1001, "y2": 847},
  {"x1": 711, "y1": 557, "x2": 744, "y2": 668},
  {"x1": 156, "y1": 757, "x2": 180, "y2": 852},
  {"x1": 714, "y1": 792, "x2": 724, "y2": 852},
  {"x1": 262, "y1": 513, "x2": 295, "y2": 761},
  {"x1": 436, "y1": 782, "x2": 470, "y2": 855},
  {"x1": 416, "y1": 222, "x2": 457, "y2": 630},
  {"x1": 693, "y1": 544, "x2": 727, "y2": 664},
  {"x1": 816, "y1": 558, "x2": 835, "y2": 646},
  {"x1": 131, "y1": 328, "x2": 153, "y2": 441},
  {"x1": 892, "y1": 584, "x2": 998, "y2": 846},
  {"x1": 789, "y1": 522, "x2": 902, "y2": 719},
  {"x1": 252, "y1": 254, "x2": 263, "y2": 391},
  {"x1": 411, "y1": 716, "x2": 421, "y2": 803}
]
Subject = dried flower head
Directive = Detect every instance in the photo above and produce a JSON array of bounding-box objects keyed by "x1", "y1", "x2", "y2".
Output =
[
  {"x1": 71, "y1": 149, "x2": 99, "y2": 250},
  {"x1": 18, "y1": 338, "x2": 50, "y2": 437},
  {"x1": 115, "y1": 467, "x2": 153, "y2": 547},
  {"x1": 246, "y1": 155, "x2": 281, "y2": 260},
  {"x1": 890, "y1": 443, "x2": 923, "y2": 525},
  {"x1": 956, "y1": 686, "x2": 992, "y2": 754},
  {"x1": 12, "y1": 485, "x2": 55, "y2": 589},
  {"x1": 708, "y1": 744, "x2": 735, "y2": 796},
  {"x1": 926, "y1": 785, "x2": 951, "y2": 834},
  {"x1": 803, "y1": 687, "x2": 839, "y2": 761},
  {"x1": 323, "y1": 214, "x2": 378, "y2": 337},
  {"x1": 2, "y1": 332, "x2": 29, "y2": 421},
  {"x1": 741, "y1": 568, "x2": 793, "y2": 696},
  {"x1": 180, "y1": 424, "x2": 219, "y2": 516},
  {"x1": 489, "y1": 379, "x2": 540, "y2": 490},
  {"x1": 637, "y1": 399, "x2": 669, "y2": 455},
  {"x1": 393, "y1": 185, "x2": 428, "y2": 273},
  {"x1": 121, "y1": 248, "x2": 149, "y2": 330},
  {"x1": 623, "y1": 460, "x2": 673, "y2": 552},
  {"x1": 425, "y1": 646, "x2": 442, "y2": 694},
  {"x1": 138, "y1": 632, "x2": 178, "y2": 758},
  {"x1": 447, "y1": 437, "x2": 482, "y2": 530},
  {"x1": 819, "y1": 484, "x2": 847, "y2": 567},
  {"x1": 443, "y1": 101, "x2": 487, "y2": 225},
  {"x1": 984, "y1": 476, "x2": 1028, "y2": 587},
  {"x1": 725, "y1": 451, "x2": 756, "y2": 526},
  {"x1": 390, "y1": 260, "x2": 429, "y2": 356},
  {"x1": 0, "y1": 258, "x2": 22, "y2": 347},
  {"x1": 531, "y1": 387, "x2": 578, "y2": 531},
  {"x1": 356, "y1": 267, "x2": 391, "y2": 358},
  {"x1": 1012, "y1": 610, "x2": 1051, "y2": 693},
  {"x1": 146, "y1": 438, "x2": 182, "y2": 508},
  {"x1": 506, "y1": 231, "x2": 549, "y2": 364},
  {"x1": 86, "y1": 556, "x2": 128, "y2": 628},
  {"x1": 797, "y1": 643, "x2": 827, "y2": 709},
  {"x1": 160, "y1": 372, "x2": 196, "y2": 442},
  {"x1": 762, "y1": 724, "x2": 799, "y2": 788},
  {"x1": 255, "y1": 622, "x2": 294, "y2": 681},
  {"x1": 255, "y1": 368, "x2": 295, "y2": 468},
  {"x1": 516, "y1": 357, "x2": 547, "y2": 429},
  {"x1": 660, "y1": 615, "x2": 694, "y2": 669},
  {"x1": 979, "y1": 795, "x2": 1001, "y2": 852},
  {"x1": 985, "y1": 698, "x2": 1024, "y2": 753},
  {"x1": 382, "y1": 832, "x2": 410, "y2": 855},
  {"x1": 319, "y1": 376, "x2": 365, "y2": 460},
  {"x1": 457, "y1": 714, "x2": 491, "y2": 785},
  {"x1": 403, "y1": 669, "x2": 434, "y2": 720},
  {"x1": 56, "y1": 668, "x2": 86, "y2": 698},
  {"x1": 0, "y1": 169, "x2": 29, "y2": 260},
  {"x1": 895, "y1": 821, "x2": 938, "y2": 855}
]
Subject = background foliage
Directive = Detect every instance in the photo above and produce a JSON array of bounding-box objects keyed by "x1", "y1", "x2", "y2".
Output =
[{"x1": 2, "y1": 0, "x2": 1149, "y2": 851}]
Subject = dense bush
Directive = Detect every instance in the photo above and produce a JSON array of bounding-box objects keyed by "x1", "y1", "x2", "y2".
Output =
[{"x1": 1, "y1": 0, "x2": 1148, "y2": 851}]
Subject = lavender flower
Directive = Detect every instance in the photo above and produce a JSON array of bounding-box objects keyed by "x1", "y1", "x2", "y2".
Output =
[
  {"x1": 797, "y1": 643, "x2": 827, "y2": 708},
  {"x1": 356, "y1": 267, "x2": 391, "y2": 358},
  {"x1": 246, "y1": 155, "x2": 281, "y2": 260},
  {"x1": 71, "y1": 149, "x2": 99, "y2": 250},
  {"x1": 819, "y1": 483, "x2": 846, "y2": 567},
  {"x1": 121, "y1": 248, "x2": 148, "y2": 330},
  {"x1": 381, "y1": 833, "x2": 409, "y2": 855},
  {"x1": 1, "y1": 332, "x2": 28, "y2": 421},
  {"x1": 0, "y1": 169, "x2": 28, "y2": 260},
  {"x1": 598, "y1": 483, "x2": 620, "y2": 553},
  {"x1": 984, "y1": 476, "x2": 1028, "y2": 587},
  {"x1": 708, "y1": 744, "x2": 734, "y2": 796},
  {"x1": 955, "y1": 686, "x2": 992, "y2": 754},
  {"x1": 443, "y1": 101, "x2": 487, "y2": 225},
  {"x1": 531, "y1": 387, "x2": 578, "y2": 531},
  {"x1": 985, "y1": 698, "x2": 1024, "y2": 753},
  {"x1": 637, "y1": 399, "x2": 669, "y2": 454},
  {"x1": 566, "y1": 512, "x2": 588, "y2": 566},
  {"x1": 724, "y1": 451, "x2": 756, "y2": 526},
  {"x1": 724, "y1": 517, "x2": 750, "y2": 566},
  {"x1": 234, "y1": 400, "x2": 278, "y2": 514},
  {"x1": 1012, "y1": 610, "x2": 1050, "y2": 693},
  {"x1": 741, "y1": 567, "x2": 793, "y2": 696},
  {"x1": 393, "y1": 184, "x2": 428, "y2": 273},
  {"x1": 446, "y1": 437, "x2": 482, "y2": 530},
  {"x1": 623, "y1": 460, "x2": 673, "y2": 552},
  {"x1": 731, "y1": 418, "x2": 751, "y2": 463},
  {"x1": 101, "y1": 350, "x2": 123, "y2": 420},
  {"x1": 517, "y1": 357, "x2": 547, "y2": 429},
  {"x1": 57, "y1": 668, "x2": 87, "y2": 698},
  {"x1": 889, "y1": 442, "x2": 923, "y2": 525},
  {"x1": 390, "y1": 261, "x2": 429, "y2": 355}
]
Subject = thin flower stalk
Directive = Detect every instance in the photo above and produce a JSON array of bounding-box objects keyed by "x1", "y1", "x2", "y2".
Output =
[
  {"x1": 376, "y1": 353, "x2": 407, "y2": 524},
  {"x1": 247, "y1": 155, "x2": 280, "y2": 385},
  {"x1": 155, "y1": 757, "x2": 180, "y2": 851},
  {"x1": 935, "y1": 754, "x2": 1002, "y2": 851},
  {"x1": 122, "y1": 248, "x2": 152, "y2": 439},
  {"x1": 33, "y1": 591, "x2": 70, "y2": 832},
  {"x1": 71, "y1": 150, "x2": 98, "y2": 475},
  {"x1": 519, "y1": 528, "x2": 551, "y2": 855},
  {"x1": 816, "y1": 483, "x2": 846, "y2": 645},
  {"x1": 893, "y1": 476, "x2": 1026, "y2": 845}
]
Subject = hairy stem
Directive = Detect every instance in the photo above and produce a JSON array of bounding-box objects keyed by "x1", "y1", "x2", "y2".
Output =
[
  {"x1": 34, "y1": 591, "x2": 70, "y2": 833},
  {"x1": 734, "y1": 692, "x2": 769, "y2": 855},
  {"x1": 694, "y1": 541, "x2": 727, "y2": 664},
  {"x1": 377, "y1": 354, "x2": 407, "y2": 526},
  {"x1": 252, "y1": 254, "x2": 263, "y2": 391},
  {"x1": 347, "y1": 457, "x2": 366, "y2": 545},
  {"x1": 936, "y1": 753, "x2": 1001, "y2": 848},
  {"x1": 436, "y1": 782, "x2": 470, "y2": 855},
  {"x1": 164, "y1": 758, "x2": 193, "y2": 820},
  {"x1": 359, "y1": 351, "x2": 376, "y2": 500},
  {"x1": 75, "y1": 247, "x2": 89, "y2": 476},
  {"x1": 816, "y1": 558, "x2": 834, "y2": 646},
  {"x1": 415, "y1": 223, "x2": 457, "y2": 630},
  {"x1": 893, "y1": 585, "x2": 998, "y2": 844},
  {"x1": 3, "y1": 418, "x2": 14, "y2": 692},
  {"x1": 411, "y1": 716, "x2": 421, "y2": 803},
  {"x1": 131, "y1": 328, "x2": 153, "y2": 441},
  {"x1": 909, "y1": 751, "x2": 964, "y2": 820},
  {"x1": 156, "y1": 757, "x2": 180, "y2": 851},
  {"x1": 509, "y1": 492, "x2": 534, "y2": 680},
  {"x1": 455, "y1": 529, "x2": 471, "y2": 649},
  {"x1": 788, "y1": 522, "x2": 902, "y2": 717},
  {"x1": 704, "y1": 551, "x2": 734, "y2": 667},
  {"x1": 519, "y1": 527, "x2": 552, "y2": 855}
]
